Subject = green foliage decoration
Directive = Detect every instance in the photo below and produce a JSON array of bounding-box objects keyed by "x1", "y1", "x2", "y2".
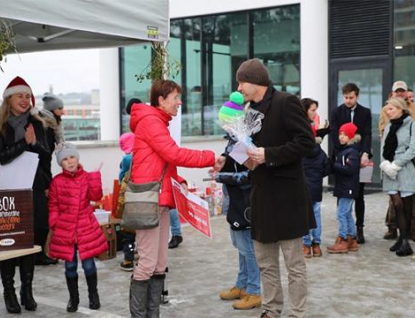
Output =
[
  {"x1": 0, "y1": 19, "x2": 17, "y2": 72},
  {"x1": 135, "y1": 42, "x2": 181, "y2": 82}
]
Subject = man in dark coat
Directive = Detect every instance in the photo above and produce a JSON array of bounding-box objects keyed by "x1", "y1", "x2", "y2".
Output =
[
  {"x1": 330, "y1": 83, "x2": 372, "y2": 244},
  {"x1": 236, "y1": 58, "x2": 315, "y2": 318}
]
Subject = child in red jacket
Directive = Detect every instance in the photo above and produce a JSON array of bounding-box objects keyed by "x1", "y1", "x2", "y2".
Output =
[{"x1": 48, "y1": 143, "x2": 108, "y2": 313}]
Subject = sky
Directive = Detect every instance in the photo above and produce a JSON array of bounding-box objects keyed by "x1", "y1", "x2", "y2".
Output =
[{"x1": 0, "y1": 49, "x2": 100, "y2": 96}]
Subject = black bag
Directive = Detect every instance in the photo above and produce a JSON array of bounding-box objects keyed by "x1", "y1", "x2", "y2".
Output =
[{"x1": 121, "y1": 163, "x2": 167, "y2": 230}]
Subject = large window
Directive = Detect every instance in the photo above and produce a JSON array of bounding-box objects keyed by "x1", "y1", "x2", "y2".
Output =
[
  {"x1": 120, "y1": 5, "x2": 300, "y2": 136},
  {"x1": 394, "y1": 0, "x2": 415, "y2": 88}
]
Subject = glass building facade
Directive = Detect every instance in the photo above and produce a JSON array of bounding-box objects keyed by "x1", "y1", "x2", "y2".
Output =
[
  {"x1": 120, "y1": 5, "x2": 300, "y2": 136},
  {"x1": 394, "y1": 0, "x2": 415, "y2": 89}
]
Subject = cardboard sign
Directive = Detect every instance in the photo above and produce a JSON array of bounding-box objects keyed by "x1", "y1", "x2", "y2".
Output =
[
  {"x1": 171, "y1": 179, "x2": 212, "y2": 239},
  {"x1": 0, "y1": 189, "x2": 33, "y2": 252}
]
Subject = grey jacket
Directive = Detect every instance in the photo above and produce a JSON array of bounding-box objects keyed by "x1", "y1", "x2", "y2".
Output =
[{"x1": 381, "y1": 116, "x2": 415, "y2": 192}]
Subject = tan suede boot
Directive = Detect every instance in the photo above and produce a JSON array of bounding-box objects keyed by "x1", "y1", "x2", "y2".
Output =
[
  {"x1": 302, "y1": 245, "x2": 312, "y2": 258},
  {"x1": 220, "y1": 287, "x2": 246, "y2": 300},
  {"x1": 347, "y1": 236, "x2": 359, "y2": 251},
  {"x1": 327, "y1": 237, "x2": 349, "y2": 254},
  {"x1": 232, "y1": 294, "x2": 261, "y2": 310}
]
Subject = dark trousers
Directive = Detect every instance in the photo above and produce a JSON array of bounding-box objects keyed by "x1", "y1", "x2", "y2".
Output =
[
  {"x1": 386, "y1": 197, "x2": 415, "y2": 233},
  {"x1": 354, "y1": 183, "x2": 365, "y2": 227},
  {"x1": 122, "y1": 232, "x2": 136, "y2": 261}
]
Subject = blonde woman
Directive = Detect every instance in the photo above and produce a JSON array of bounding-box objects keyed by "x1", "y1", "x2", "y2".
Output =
[
  {"x1": 0, "y1": 76, "x2": 52, "y2": 313},
  {"x1": 380, "y1": 97, "x2": 415, "y2": 256}
]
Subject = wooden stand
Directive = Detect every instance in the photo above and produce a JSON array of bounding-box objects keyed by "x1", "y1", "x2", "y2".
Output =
[{"x1": 0, "y1": 245, "x2": 41, "y2": 261}]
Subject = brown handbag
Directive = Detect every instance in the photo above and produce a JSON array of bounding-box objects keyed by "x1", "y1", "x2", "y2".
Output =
[{"x1": 121, "y1": 163, "x2": 167, "y2": 230}]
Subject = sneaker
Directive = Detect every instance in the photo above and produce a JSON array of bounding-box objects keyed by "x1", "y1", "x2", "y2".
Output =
[
  {"x1": 168, "y1": 235, "x2": 183, "y2": 249},
  {"x1": 232, "y1": 294, "x2": 261, "y2": 310},
  {"x1": 302, "y1": 245, "x2": 312, "y2": 258},
  {"x1": 220, "y1": 287, "x2": 246, "y2": 300},
  {"x1": 312, "y1": 243, "x2": 322, "y2": 257},
  {"x1": 119, "y1": 260, "x2": 134, "y2": 271}
]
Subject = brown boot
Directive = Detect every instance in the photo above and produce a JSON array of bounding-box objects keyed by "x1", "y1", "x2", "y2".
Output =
[
  {"x1": 302, "y1": 245, "x2": 312, "y2": 258},
  {"x1": 312, "y1": 243, "x2": 322, "y2": 257},
  {"x1": 232, "y1": 294, "x2": 261, "y2": 310},
  {"x1": 347, "y1": 236, "x2": 359, "y2": 251},
  {"x1": 327, "y1": 237, "x2": 349, "y2": 254},
  {"x1": 384, "y1": 228, "x2": 398, "y2": 240},
  {"x1": 220, "y1": 287, "x2": 246, "y2": 300}
]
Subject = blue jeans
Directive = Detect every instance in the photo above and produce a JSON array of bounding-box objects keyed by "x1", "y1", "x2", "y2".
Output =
[
  {"x1": 65, "y1": 246, "x2": 96, "y2": 278},
  {"x1": 170, "y1": 209, "x2": 182, "y2": 236},
  {"x1": 302, "y1": 201, "x2": 322, "y2": 246},
  {"x1": 337, "y1": 198, "x2": 356, "y2": 239},
  {"x1": 230, "y1": 229, "x2": 261, "y2": 295}
]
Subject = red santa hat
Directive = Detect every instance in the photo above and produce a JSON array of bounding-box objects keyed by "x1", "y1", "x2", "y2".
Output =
[{"x1": 3, "y1": 76, "x2": 35, "y2": 107}]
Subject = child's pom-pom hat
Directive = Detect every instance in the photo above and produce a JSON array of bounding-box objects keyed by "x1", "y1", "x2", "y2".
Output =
[
  {"x1": 218, "y1": 91, "x2": 245, "y2": 121},
  {"x1": 56, "y1": 142, "x2": 80, "y2": 166}
]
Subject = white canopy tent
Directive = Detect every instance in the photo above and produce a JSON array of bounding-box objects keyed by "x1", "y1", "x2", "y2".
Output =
[{"x1": 0, "y1": 0, "x2": 170, "y2": 52}]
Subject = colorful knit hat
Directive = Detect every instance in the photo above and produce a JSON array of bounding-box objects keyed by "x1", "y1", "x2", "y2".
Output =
[{"x1": 218, "y1": 91, "x2": 245, "y2": 121}]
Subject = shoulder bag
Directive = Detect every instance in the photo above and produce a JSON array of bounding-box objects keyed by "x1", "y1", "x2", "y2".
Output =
[{"x1": 121, "y1": 162, "x2": 168, "y2": 230}]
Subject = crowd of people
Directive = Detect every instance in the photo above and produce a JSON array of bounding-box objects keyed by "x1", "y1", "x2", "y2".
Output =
[{"x1": 1, "y1": 59, "x2": 415, "y2": 318}]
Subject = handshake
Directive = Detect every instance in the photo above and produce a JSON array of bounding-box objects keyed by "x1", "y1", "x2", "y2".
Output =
[{"x1": 380, "y1": 160, "x2": 402, "y2": 180}]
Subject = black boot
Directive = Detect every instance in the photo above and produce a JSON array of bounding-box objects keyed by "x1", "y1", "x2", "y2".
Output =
[
  {"x1": 66, "y1": 275, "x2": 79, "y2": 312},
  {"x1": 168, "y1": 236, "x2": 183, "y2": 249},
  {"x1": 86, "y1": 272, "x2": 100, "y2": 310},
  {"x1": 356, "y1": 226, "x2": 365, "y2": 244},
  {"x1": 19, "y1": 255, "x2": 37, "y2": 311},
  {"x1": 0, "y1": 259, "x2": 21, "y2": 314},
  {"x1": 130, "y1": 279, "x2": 150, "y2": 318},
  {"x1": 34, "y1": 252, "x2": 58, "y2": 266},
  {"x1": 147, "y1": 274, "x2": 165, "y2": 318},
  {"x1": 390, "y1": 237, "x2": 403, "y2": 252},
  {"x1": 396, "y1": 239, "x2": 414, "y2": 257}
]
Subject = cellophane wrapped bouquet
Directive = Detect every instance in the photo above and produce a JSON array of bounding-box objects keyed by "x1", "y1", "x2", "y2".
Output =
[{"x1": 218, "y1": 91, "x2": 264, "y2": 156}]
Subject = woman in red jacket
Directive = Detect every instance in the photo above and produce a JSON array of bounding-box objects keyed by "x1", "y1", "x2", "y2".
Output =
[
  {"x1": 129, "y1": 79, "x2": 216, "y2": 317},
  {"x1": 48, "y1": 143, "x2": 108, "y2": 313}
]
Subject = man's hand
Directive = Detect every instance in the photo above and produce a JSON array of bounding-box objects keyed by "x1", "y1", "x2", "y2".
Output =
[
  {"x1": 247, "y1": 147, "x2": 265, "y2": 165},
  {"x1": 244, "y1": 158, "x2": 258, "y2": 171},
  {"x1": 360, "y1": 152, "x2": 370, "y2": 167}
]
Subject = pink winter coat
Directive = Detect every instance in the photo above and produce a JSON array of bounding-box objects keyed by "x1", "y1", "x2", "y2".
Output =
[
  {"x1": 48, "y1": 165, "x2": 108, "y2": 262},
  {"x1": 130, "y1": 104, "x2": 215, "y2": 208}
]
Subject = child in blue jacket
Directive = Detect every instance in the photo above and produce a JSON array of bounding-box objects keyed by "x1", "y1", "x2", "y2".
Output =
[
  {"x1": 302, "y1": 126, "x2": 331, "y2": 258},
  {"x1": 214, "y1": 137, "x2": 261, "y2": 311},
  {"x1": 327, "y1": 123, "x2": 361, "y2": 254}
]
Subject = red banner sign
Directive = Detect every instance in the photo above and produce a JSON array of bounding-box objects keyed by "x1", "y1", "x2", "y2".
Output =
[{"x1": 171, "y1": 179, "x2": 212, "y2": 239}]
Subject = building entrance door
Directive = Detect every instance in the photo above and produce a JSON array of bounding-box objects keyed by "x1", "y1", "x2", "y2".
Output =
[{"x1": 330, "y1": 58, "x2": 392, "y2": 187}]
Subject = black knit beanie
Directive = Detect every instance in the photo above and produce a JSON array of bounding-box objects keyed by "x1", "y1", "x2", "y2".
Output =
[{"x1": 236, "y1": 58, "x2": 271, "y2": 86}]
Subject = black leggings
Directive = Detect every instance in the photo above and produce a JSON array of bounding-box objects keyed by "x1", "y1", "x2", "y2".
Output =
[{"x1": 390, "y1": 193, "x2": 413, "y2": 239}]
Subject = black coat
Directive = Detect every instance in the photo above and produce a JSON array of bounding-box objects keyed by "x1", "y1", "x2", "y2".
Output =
[
  {"x1": 333, "y1": 145, "x2": 360, "y2": 199},
  {"x1": 302, "y1": 144, "x2": 331, "y2": 202},
  {"x1": 330, "y1": 103, "x2": 372, "y2": 156},
  {"x1": 249, "y1": 86, "x2": 315, "y2": 243},
  {"x1": 0, "y1": 114, "x2": 52, "y2": 230}
]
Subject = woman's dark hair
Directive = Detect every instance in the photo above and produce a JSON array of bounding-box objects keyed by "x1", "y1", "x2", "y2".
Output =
[
  {"x1": 300, "y1": 98, "x2": 319, "y2": 113},
  {"x1": 150, "y1": 80, "x2": 182, "y2": 107},
  {"x1": 126, "y1": 98, "x2": 142, "y2": 115}
]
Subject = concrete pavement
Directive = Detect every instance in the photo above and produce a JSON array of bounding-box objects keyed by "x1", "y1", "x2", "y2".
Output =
[{"x1": 1, "y1": 191, "x2": 415, "y2": 317}]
